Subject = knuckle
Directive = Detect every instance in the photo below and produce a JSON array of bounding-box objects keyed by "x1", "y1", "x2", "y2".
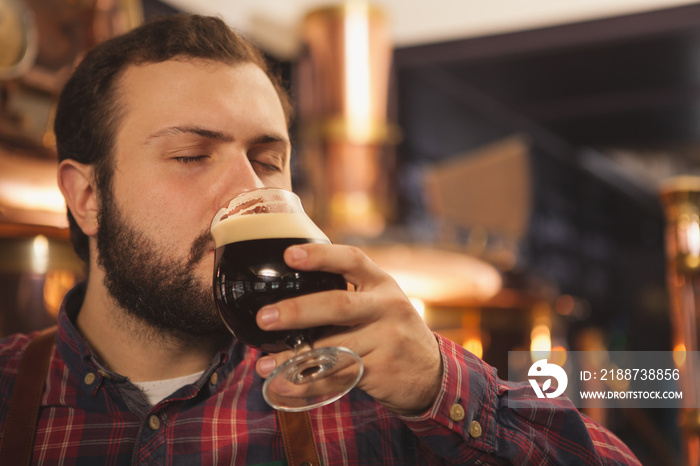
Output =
[
  {"x1": 279, "y1": 298, "x2": 301, "y2": 324},
  {"x1": 393, "y1": 322, "x2": 414, "y2": 344},
  {"x1": 335, "y1": 290, "x2": 354, "y2": 311},
  {"x1": 345, "y1": 245, "x2": 367, "y2": 267}
]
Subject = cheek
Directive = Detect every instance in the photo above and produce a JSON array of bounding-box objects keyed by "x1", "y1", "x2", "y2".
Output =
[
  {"x1": 272, "y1": 176, "x2": 293, "y2": 192},
  {"x1": 114, "y1": 186, "x2": 195, "y2": 248},
  {"x1": 117, "y1": 170, "x2": 195, "y2": 218}
]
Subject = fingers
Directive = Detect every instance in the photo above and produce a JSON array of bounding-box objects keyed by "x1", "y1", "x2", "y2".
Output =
[
  {"x1": 255, "y1": 243, "x2": 398, "y2": 332},
  {"x1": 284, "y1": 243, "x2": 385, "y2": 291},
  {"x1": 256, "y1": 288, "x2": 376, "y2": 332},
  {"x1": 257, "y1": 354, "x2": 279, "y2": 377}
]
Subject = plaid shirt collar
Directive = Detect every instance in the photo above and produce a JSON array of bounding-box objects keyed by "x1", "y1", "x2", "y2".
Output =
[{"x1": 55, "y1": 283, "x2": 242, "y2": 417}]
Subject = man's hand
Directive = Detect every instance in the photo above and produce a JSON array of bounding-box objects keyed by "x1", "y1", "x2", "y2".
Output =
[{"x1": 255, "y1": 243, "x2": 443, "y2": 415}]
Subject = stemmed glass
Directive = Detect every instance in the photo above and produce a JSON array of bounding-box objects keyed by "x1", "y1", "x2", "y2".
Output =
[{"x1": 211, "y1": 187, "x2": 363, "y2": 411}]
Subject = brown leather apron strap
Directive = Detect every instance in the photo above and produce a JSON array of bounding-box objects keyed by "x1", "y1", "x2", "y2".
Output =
[
  {"x1": 277, "y1": 410, "x2": 322, "y2": 466},
  {"x1": 0, "y1": 326, "x2": 57, "y2": 466}
]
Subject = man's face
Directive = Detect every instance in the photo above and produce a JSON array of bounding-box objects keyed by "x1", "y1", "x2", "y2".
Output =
[{"x1": 97, "y1": 59, "x2": 292, "y2": 336}]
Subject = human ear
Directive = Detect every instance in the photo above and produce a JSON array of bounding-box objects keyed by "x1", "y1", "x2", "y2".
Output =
[{"x1": 57, "y1": 160, "x2": 98, "y2": 236}]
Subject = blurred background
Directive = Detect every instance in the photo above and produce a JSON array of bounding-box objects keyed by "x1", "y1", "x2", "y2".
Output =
[{"x1": 4, "y1": 0, "x2": 700, "y2": 464}]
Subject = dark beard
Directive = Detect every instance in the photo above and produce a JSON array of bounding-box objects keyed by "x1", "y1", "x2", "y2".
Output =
[{"x1": 96, "y1": 193, "x2": 228, "y2": 339}]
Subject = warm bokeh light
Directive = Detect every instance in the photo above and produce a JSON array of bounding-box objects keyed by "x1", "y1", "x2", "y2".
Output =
[
  {"x1": 673, "y1": 343, "x2": 687, "y2": 367},
  {"x1": 343, "y1": 0, "x2": 372, "y2": 143},
  {"x1": 364, "y1": 245, "x2": 502, "y2": 304},
  {"x1": 463, "y1": 337, "x2": 483, "y2": 359},
  {"x1": 0, "y1": 181, "x2": 65, "y2": 213},
  {"x1": 32, "y1": 235, "x2": 50, "y2": 275},
  {"x1": 678, "y1": 214, "x2": 700, "y2": 257},
  {"x1": 687, "y1": 218, "x2": 700, "y2": 256},
  {"x1": 44, "y1": 270, "x2": 77, "y2": 317},
  {"x1": 554, "y1": 294, "x2": 575, "y2": 315},
  {"x1": 530, "y1": 324, "x2": 552, "y2": 361},
  {"x1": 550, "y1": 346, "x2": 568, "y2": 366}
]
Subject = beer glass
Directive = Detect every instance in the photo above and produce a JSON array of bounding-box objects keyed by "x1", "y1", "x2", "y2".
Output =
[{"x1": 211, "y1": 188, "x2": 363, "y2": 411}]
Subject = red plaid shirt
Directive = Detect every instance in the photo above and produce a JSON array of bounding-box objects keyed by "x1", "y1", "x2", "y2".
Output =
[{"x1": 0, "y1": 284, "x2": 640, "y2": 465}]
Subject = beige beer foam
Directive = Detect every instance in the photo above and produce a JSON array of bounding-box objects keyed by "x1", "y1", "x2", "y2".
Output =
[{"x1": 211, "y1": 212, "x2": 328, "y2": 248}]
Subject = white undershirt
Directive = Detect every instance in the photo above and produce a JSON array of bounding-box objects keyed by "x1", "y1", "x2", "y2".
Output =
[{"x1": 132, "y1": 371, "x2": 204, "y2": 406}]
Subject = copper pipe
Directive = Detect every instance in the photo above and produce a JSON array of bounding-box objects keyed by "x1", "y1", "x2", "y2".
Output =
[{"x1": 660, "y1": 176, "x2": 700, "y2": 465}]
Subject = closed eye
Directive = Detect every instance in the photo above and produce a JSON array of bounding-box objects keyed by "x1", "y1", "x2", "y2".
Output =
[
  {"x1": 174, "y1": 156, "x2": 209, "y2": 164},
  {"x1": 251, "y1": 159, "x2": 283, "y2": 173}
]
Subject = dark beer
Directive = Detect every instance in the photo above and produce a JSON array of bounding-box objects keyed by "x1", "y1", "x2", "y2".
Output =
[{"x1": 212, "y1": 210, "x2": 346, "y2": 353}]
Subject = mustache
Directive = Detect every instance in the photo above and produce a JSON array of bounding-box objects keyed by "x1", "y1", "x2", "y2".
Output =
[{"x1": 187, "y1": 229, "x2": 214, "y2": 268}]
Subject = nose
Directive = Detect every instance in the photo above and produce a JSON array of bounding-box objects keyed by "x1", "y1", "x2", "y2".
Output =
[{"x1": 216, "y1": 154, "x2": 265, "y2": 207}]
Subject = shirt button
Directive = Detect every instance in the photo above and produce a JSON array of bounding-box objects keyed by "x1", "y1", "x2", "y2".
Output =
[
  {"x1": 148, "y1": 415, "x2": 161, "y2": 431},
  {"x1": 210, "y1": 372, "x2": 218, "y2": 385},
  {"x1": 84, "y1": 372, "x2": 96, "y2": 385},
  {"x1": 469, "y1": 420, "x2": 483, "y2": 439},
  {"x1": 449, "y1": 403, "x2": 465, "y2": 422}
]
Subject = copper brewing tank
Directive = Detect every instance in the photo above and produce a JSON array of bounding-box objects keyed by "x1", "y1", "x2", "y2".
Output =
[{"x1": 297, "y1": 2, "x2": 397, "y2": 239}]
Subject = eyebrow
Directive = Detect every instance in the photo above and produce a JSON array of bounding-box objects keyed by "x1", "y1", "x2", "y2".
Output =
[
  {"x1": 249, "y1": 133, "x2": 290, "y2": 148},
  {"x1": 143, "y1": 126, "x2": 290, "y2": 149},
  {"x1": 143, "y1": 126, "x2": 234, "y2": 144}
]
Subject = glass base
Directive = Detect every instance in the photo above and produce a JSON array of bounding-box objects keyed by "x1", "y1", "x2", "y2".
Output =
[{"x1": 262, "y1": 346, "x2": 363, "y2": 412}]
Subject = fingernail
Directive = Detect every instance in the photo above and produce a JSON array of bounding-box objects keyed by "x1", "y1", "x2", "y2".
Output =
[
  {"x1": 288, "y1": 246, "x2": 308, "y2": 261},
  {"x1": 258, "y1": 306, "x2": 279, "y2": 327},
  {"x1": 258, "y1": 357, "x2": 276, "y2": 375}
]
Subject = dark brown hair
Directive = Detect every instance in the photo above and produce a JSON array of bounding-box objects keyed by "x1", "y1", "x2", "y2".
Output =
[{"x1": 55, "y1": 14, "x2": 292, "y2": 262}]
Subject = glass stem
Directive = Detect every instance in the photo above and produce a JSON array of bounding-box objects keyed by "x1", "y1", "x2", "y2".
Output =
[{"x1": 288, "y1": 332, "x2": 311, "y2": 356}]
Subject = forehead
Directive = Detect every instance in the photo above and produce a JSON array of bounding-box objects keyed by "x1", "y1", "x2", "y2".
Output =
[{"x1": 113, "y1": 58, "x2": 288, "y2": 139}]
